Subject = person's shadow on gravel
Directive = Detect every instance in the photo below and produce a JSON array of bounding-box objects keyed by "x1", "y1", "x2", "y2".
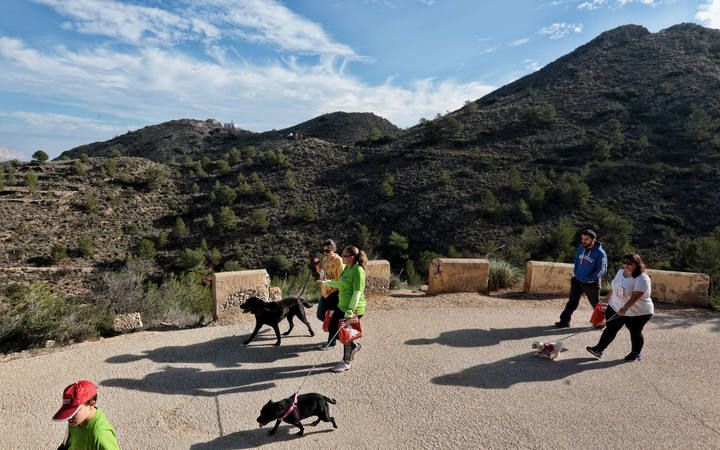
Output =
[
  {"x1": 105, "y1": 337, "x2": 315, "y2": 368},
  {"x1": 101, "y1": 362, "x2": 336, "y2": 396},
  {"x1": 433, "y1": 355, "x2": 624, "y2": 389},
  {"x1": 405, "y1": 326, "x2": 585, "y2": 348},
  {"x1": 190, "y1": 427, "x2": 334, "y2": 449}
]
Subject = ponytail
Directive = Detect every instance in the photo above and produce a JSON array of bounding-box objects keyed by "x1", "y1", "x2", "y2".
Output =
[{"x1": 343, "y1": 245, "x2": 367, "y2": 269}]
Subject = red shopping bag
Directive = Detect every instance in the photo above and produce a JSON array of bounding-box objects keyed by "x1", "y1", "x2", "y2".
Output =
[
  {"x1": 322, "y1": 310, "x2": 332, "y2": 333},
  {"x1": 338, "y1": 317, "x2": 362, "y2": 344},
  {"x1": 590, "y1": 302, "x2": 607, "y2": 326}
]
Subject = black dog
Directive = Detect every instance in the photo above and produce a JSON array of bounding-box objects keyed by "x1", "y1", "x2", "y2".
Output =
[
  {"x1": 240, "y1": 296, "x2": 314, "y2": 346},
  {"x1": 257, "y1": 393, "x2": 338, "y2": 436}
]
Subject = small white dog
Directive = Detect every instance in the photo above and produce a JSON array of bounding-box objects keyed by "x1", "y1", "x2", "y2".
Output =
[{"x1": 531, "y1": 341, "x2": 565, "y2": 360}]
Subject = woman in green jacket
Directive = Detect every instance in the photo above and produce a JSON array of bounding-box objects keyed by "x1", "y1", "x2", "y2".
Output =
[{"x1": 317, "y1": 245, "x2": 367, "y2": 373}]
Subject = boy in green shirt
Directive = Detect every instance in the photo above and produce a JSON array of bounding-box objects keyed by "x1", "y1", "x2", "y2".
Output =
[{"x1": 53, "y1": 380, "x2": 120, "y2": 450}]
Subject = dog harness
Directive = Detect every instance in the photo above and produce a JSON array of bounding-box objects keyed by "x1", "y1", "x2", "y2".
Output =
[{"x1": 281, "y1": 392, "x2": 301, "y2": 421}]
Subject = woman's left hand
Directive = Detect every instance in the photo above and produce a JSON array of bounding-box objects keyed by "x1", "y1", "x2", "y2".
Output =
[{"x1": 315, "y1": 280, "x2": 323, "y2": 286}]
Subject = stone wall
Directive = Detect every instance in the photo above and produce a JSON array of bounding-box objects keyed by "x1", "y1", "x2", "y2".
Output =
[
  {"x1": 523, "y1": 261, "x2": 711, "y2": 307},
  {"x1": 427, "y1": 258, "x2": 489, "y2": 294},
  {"x1": 365, "y1": 260, "x2": 391, "y2": 294},
  {"x1": 212, "y1": 269, "x2": 270, "y2": 322}
]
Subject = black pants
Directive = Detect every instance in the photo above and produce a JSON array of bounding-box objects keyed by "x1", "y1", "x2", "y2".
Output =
[
  {"x1": 559, "y1": 277, "x2": 600, "y2": 324},
  {"x1": 327, "y1": 306, "x2": 362, "y2": 363},
  {"x1": 316, "y1": 291, "x2": 339, "y2": 321},
  {"x1": 596, "y1": 306, "x2": 652, "y2": 354}
]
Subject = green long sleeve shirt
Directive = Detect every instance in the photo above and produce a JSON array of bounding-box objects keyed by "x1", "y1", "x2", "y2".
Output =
[{"x1": 322, "y1": 263, "x2": 366, "y2": 316}]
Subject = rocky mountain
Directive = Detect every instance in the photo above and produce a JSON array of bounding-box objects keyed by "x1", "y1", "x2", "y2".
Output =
[{"x1": 5, "y1": 23, "x2": 720, "y2": 300}]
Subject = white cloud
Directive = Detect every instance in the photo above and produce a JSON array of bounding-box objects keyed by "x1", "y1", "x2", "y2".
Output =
[
  {"x1": 579, "y1": 0, "x2": 666, "y2": 9},
  {"x1": 697, "y1": 0, "x2": 720, "y2": 28},
  {"x1": 419, "y1": 0, "x2": 436, "y2": 5},
  {"x1": 479, "y1": 46, "x2": 498, "y2": 54},
  {"x1": 0, "y1": 145, "x2": 24, "y2": 161},
  {"x1": 0, "y1": 112, "x2": 133, "y2": 137},
  {"x1": 0, "y1": 36, "x2": 495, "y2": 136},
  {"x1": 508, "y1": 38, "x2": 530, "y2": 46},
  {"x1": 539, "y1": 22, "x2": 584, "y2": 39},
  {"x1": 578, "y1": 0, "x2": 607, "y2": 9},
  {"x1": 32, "y1": 0, "x2": 357, "y2": 58},
  {"x1": 524, "y1": 59, "x2": 541, "y2": 71}
]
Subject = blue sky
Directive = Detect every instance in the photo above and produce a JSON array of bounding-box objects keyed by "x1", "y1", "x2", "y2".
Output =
[{"x1": 0, "y1": 0, "x2": 714, "y2": 160}]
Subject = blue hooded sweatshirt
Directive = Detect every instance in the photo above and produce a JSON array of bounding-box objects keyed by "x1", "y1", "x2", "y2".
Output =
[{"x1": 573, "y1": 241, "x2": 607, "y2": 283}]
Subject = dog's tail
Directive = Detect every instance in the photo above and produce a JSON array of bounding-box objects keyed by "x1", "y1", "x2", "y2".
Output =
[
  {"x1": 324, "y1": 397, "x2": 337, "y2": 404},
  {"x1": 299, "y1": 298, "x2": 313, "y2": 308}
]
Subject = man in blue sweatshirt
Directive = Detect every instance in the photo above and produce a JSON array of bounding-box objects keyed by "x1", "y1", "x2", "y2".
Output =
[{"x1": 556, "y1": 229, "x2": 608, "y2": 328}]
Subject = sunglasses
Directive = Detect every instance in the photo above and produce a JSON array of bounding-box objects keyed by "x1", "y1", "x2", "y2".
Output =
[
  {"x1": 323, "y1": 249, "x2": 331, "y2": 253},
  {"x1": 342, "y1": 254, "x2": 353, "y2": 258},
  {"x1": 623, "y1": 261, "x2": 635, "y2": 265}
]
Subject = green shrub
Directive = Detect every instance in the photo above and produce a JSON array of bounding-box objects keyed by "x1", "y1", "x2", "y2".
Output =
[
  {"x1": 141, "y1": 167, "x2": 165, "y2": 190},
  {"x1": 379, "y1": 175, "x2": 395, "y2": 199},
  {"x1": 178, "y1": 248, "x2": 206, "y2": 269},
  {"x1": 517, "y1": 199, "x2": 533, "y2": 224},
  {"x1": 103, "y1": 159, "x2": 117, "y2": 177},
  {"x1": 32, "y1": 150, "x2": 49, "y2": 163},
  {"x1": 136, "y1": 238, "x2": 157, "y2": 259},
  {"x1": 478, "y1": 191, "x2": 501, "y2": 218},
  {"x1": 216, "y1": 160, "x2": 231, "y2": 175},
  {"x1": 439, "y1": 170, "x2": 451, "y2": 185},
  {"x1": 78, "y1": 235, "x2": 94, "y2": 257},
  {"x1": 25, "y1": 171, "x2": 39, "y2": 192},
  {"x1": 205, "y1": 213, "x2": 215, "y2": 229},
  {"x1": 82, "y1": 191, "x2": 98, "y2": 213},
  {"x1": 488, "y1": 259, "x2": 522, "y2": 291},
  {"x1": 387, "y1": 231, "x2": 409, "y2": 261},
  {"x1": 419, "y1": 250, "x2": 444, "y2": 276},
  {"x1": 214, "y1": 183, "x2": 237, "y2": 205},
  {"x1": 284, "y1": 170, "x2": 297, "y2": 189},
  {"x1": 217, "y1": 206, "x2": 238, "y2": 232},
  {"x1": 593, "y1": 208, "x2": 632, "y2": 262},
  {"x1": 156, "y1": 231, "x2": 169, "y2": 249},
  {"x1": 50, "y1": 244, "x2": 68, "y2": 263},
  {"x1": 302, "y1": 203, "x2": 317, "y2": 223},
  {"x1": 208, "y1": 247, "x2": 222, "y2": 266},
  {"x1": 267, "y1": 255, "x2": 291, "y2": 276},
  {"x1": 0, "y1": 282, "x2": 113, "y2": 353},
  {"x1": 73, "y1": 160, "x2": 89, "y2": 175},
  {"x1": 222, "y1": 261, "x2": 245, "y2": 272},
  {"x1": 527, "y1": 185, "x2": 545, "y2": 209},
  {"x1": 173, "y1": 217, "x2": 188, "y2": 238},
  {"x1": 80, "y1": 153, "x2": 90, "y2": 163},
  {"x1": 546, "y1": 217, "x2": 576, "y2": 262},
  {"x1": 110, "y1": 149, "x2": 123, "y2": 158},
  {"x1": 265, "y1": 190, "x2": 280, "y2": 206},
  {"x1": 353, "y1": 222, "x2": 371, "y2": 250},
  {"x1": 506, "y1": 167, "x2": 523, "y2": 192},
  {"x1": 552, "y1": 173, "x2": 591, "y2": 209},
  {"x1": 142, "y1": 272, "x2": 212, "y2": 326},
  {"x1": 250, "y1": 209, "x2": 268, "y2": 232}
]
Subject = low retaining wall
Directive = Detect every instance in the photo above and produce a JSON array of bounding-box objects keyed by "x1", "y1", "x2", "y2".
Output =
[
  {"x1": 212, "y1": 269, "x2": 270, "y2": 322},
  {"x1": 365, "y1": 260, "x2": 390, "y2": 294},
  {"x1": 428, "y1": 258, "x2": 489, "y2": 294},
  {"x1": 523, "y1": 261, "x2": 711, "y2": 307}
]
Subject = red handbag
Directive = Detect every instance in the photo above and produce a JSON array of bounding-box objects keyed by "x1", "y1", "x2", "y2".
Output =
[
  {"x1": 322, "y1": 310, "x2": 332, "y2": 333},
  {"x1": 590, "y1": 303, "x2": 607, "y2": 326},
  {"x1": 338, "y1": 317, "x2": 362, "y2": 344}
]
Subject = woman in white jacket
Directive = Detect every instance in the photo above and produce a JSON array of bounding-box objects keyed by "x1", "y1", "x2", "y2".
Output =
[{"x1": 587, "y1": 253, "x2": 653, "y2": 362}]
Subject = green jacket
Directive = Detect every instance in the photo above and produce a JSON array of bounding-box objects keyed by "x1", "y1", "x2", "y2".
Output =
[{"x1": 323, "y1": 263, "x2": 366, "y2": 316}]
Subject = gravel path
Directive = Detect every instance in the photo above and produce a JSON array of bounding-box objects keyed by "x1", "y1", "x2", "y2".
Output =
[{"x1": 2, "y1": 292, "x2": 719, "y2": 449}]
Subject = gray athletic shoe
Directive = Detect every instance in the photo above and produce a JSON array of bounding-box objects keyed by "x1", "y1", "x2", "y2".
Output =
[
  {"x1": 330, "y1": 362, "x2": 351, "y2": 373},
  {"x1": 350, "y1": 343, "x2": 362, "y2": 360}
]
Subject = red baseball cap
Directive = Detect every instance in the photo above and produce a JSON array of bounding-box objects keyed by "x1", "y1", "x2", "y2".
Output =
[{"x1": 52, "y1": 380, "x2": 97, "y2": 422}]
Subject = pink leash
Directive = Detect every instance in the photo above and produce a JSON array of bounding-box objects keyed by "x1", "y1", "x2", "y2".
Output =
[{"x1": 280, "y1": 392, "x2": 300, "y2": 421}]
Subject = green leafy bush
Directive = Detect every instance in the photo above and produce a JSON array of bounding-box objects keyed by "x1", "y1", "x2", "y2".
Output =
[
  {"x1": 50, "y1": 244, "x2": 68, "y2": 263},
  {"x1": 136, "y1": 238, "x2": 157, "y2": 259},
  {"x1": 78, "y1": 235, "x2": 94, "y2": 257},
  {"x1": 488, "y1": 259, "x2": 522, "y2": 291},
  {"x1": 25, "y1": 171, "x2": 39, "y2": 192},
  {"x1": 217, "y1": 206, "x2": 237, "y2": 232}
]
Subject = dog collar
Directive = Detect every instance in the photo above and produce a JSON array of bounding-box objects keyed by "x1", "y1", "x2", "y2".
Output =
[{"x1": 281, "y1": 392, "x2": 300, "y2": 421}]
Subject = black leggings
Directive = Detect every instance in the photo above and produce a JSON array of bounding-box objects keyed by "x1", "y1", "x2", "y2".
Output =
[
  {"x1": 597, "y1": 306, "x2": 652, "y2": 354},
  {"x1": 327, "y1": 306, "x2": 363, "y2": 363}
]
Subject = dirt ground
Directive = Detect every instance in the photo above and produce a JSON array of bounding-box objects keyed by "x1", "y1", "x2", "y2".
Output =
[{"x1": 2, "y1": 291, "x2": 719, "y2": 449}]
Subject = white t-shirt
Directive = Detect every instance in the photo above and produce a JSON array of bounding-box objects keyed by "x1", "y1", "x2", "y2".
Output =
[{"x1": 608, "y1": 270, "x2": 654, "y2": 316}]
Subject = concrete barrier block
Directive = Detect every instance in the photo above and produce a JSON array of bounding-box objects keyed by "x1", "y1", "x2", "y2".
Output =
[
  {"x1": 524, "y1": 261, "x2": 574, "y2": 295},
  {"x1": 366, "y1": 260, "x2": 391, "y2": 294},
  {"x1": 213, "y1": 269, "x2": 270, "y2": 321},
  {"x1": 646, "y1": 269, "x2": 710, "y2": 307},
  {"x1": 524, "y1": 261, "x2": 711, "y2": 307},
  {"x1": 428, "y1": 258, "x2": 489, "y2": 294}
]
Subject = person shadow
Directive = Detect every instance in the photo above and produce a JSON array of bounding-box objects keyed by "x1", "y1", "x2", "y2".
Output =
[
  {"x1": 101, "y1": 361, "x2": 336, "y2": 396},
  {"x1": 190, "y1": 427, "x2": 335, "y2": 449},
  {"x1": 433, "y1": 355, "x2": 625, "y2": 389},
  {"x1": 105, "y1": 336, "x2": 316, "y2": 368},
  {"x1": 405, "y1": 325, "x2": 586, "y2": 348}
]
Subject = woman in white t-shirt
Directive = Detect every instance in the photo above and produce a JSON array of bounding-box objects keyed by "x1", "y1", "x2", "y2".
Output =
[{"x1": 587, "y1": 253, "x2": 653, "y2": 362}]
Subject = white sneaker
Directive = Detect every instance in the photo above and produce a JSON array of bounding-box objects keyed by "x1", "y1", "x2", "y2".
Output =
[{"x1": 330, "y1": 362, "x2": 351, "y2": 373}]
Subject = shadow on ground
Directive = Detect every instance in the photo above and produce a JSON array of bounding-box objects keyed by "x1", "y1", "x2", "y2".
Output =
[
  {"x1": 190, "y1": 426, "x2": 335, "y2": 449},
  {"x1": 433, "y1": 355, "x2": 625, "y2": 389},
  {"x1": 101, "y1": 362, "x2": 336, "y2": 396},
  {"x1": 405, "y1": 326, "x2": 586, "y2": 348},
  {"x1": 106, "y1": 334, "x2": 315, "y2": 368},
  {"x1": 650, "y1": 307, "x2": 720, "y2": 332}
]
